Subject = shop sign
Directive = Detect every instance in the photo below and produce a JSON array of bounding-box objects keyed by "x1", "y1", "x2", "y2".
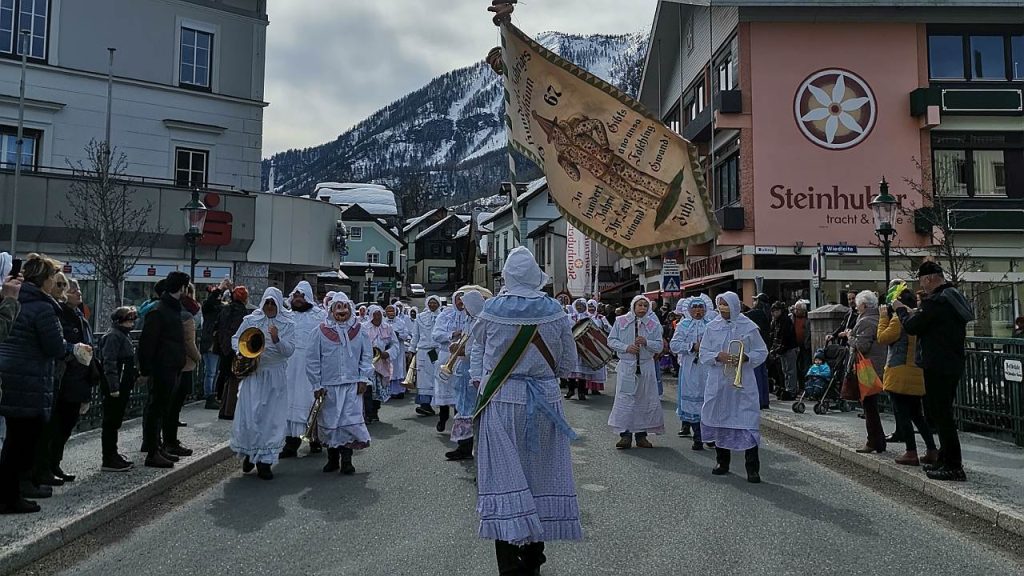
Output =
[
  {"x1": 755, "y1": 246, "x2": 777, "y2": 255},
  {"x1": 1005, "y1": 360, "x2": 1023, "y2": 383},
  {"x1": 685, "y1": 255, "x2": 722, "y2": 280}
]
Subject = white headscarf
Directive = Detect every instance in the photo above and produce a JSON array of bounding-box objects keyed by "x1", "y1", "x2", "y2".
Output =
[
  {"x1": 712, "y1": 291, "x2": 757, "y2": 330},
  {"x1": 250, "y1": 287, "x2": 293, "y2": 323},
  {"x1": 367, "y1": 304, "x2": 385, "y2": 325},
  {"x1": 423, "y1": 294, "x2": 442, "y2": 314},
  {"x1": 501, "y1": 246, "x2": 549, "y2": 298},
  {"x1": 570, "y1": 297, "x2": 588, "y2": 321},
  {"x1": 462, "y1": 290, "x2": 486, "y2": 318},
  {"x1": 288, "y1": 280, "x2": 316, "y2": 309},
  {"x1": 326, "y1": 291, "x2": 356, "y2": 329},
  {"x1": 323, "y1": 291, "x2": 337, "y2": 310},
  {"x1": 586, "y1": 299, "x2": 600, "y2": 318},
  {"x1": 618, "y1": 294, "x2": 659, "y2": 332}
]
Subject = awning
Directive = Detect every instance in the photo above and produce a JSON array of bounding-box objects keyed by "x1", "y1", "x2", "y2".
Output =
[
  {"x1": 682, "y1": 271, "x2": 735, "y2": 291},
  {"x1": 599, "y1": 279, "x2": 639, "y2": 298}
]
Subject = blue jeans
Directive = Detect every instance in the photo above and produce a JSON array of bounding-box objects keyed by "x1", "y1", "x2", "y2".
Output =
[{"x1": 202, "y1": 352, "x2": 220, "y2": 398}]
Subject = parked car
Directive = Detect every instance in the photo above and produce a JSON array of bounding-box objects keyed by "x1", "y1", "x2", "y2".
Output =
[{"x1": 409, "y1": 283, "x2": 426, "y2": 297}]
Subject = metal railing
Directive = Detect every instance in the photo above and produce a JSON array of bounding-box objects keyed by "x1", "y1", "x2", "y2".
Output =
[{"x1": 956, "y1": 337, "x2": 1024, "y2": 447}]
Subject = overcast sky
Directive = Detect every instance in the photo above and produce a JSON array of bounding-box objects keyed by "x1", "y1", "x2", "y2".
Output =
[{"x1": 262, "y1": 0, "x2": 658, "y2": 157}]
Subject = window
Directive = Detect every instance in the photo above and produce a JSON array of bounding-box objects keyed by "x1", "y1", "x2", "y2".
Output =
[
  {"x1": 685, "y1": 81, "x2": 705, "y2": 122},
  {"x1": 932, "y1": 133, "x2": 1022, "y2": 198},
  {"x1": 387, "y1": 250, "x2": 394, "y2": 266},
  {"x1": 427, "y1": 267, "x2": 449, "y2": 284},
  {"x1": 929, "y1": 35, "x2": 965, "y2": 79},
  {"x1": 431, "y1": 242, "x2": 441, "y2": 257},
  {"x1": 444, "y1": 244, "x2": 453, "y2": 256},
  {"x1": 972, "y1": 150, "x2": 1006, "y2": 196},
  {"x1": 180, "y1": 27, "x2": 213, "y2": 89},
  {"x1": 714, "y1": 153, "x2": 740, "y2": 208},
  {"x1": 366, "y1": 251, "x2": 380, "y2": 264},
  {"x1": 0, "y1": 125, "x2": 40, "y2": 169},
  {"x1": 348, "y1": 226, "x2": 362, "y2": 240},
  {"x1": 663, "y1": 102, "x2": 681, "y2": 134},
  {"x1": 1012, "y1": 35, "x2": 1023, "y2": 80},
  {"x1": 716, "y1": 56, "x2": 734, "y2": 92},
  {"x1": 970, "y1": 35, "x2": 1006, "y2": 80},
  {"x1": 0, "y1": 0, "x2": 48, "y2": 60},
  {"x1": 174, "y1": 147, "x2": 207, "y2": 187},
  {"x1": 934, "y1": 150, "x2": 968, "y2": 197}
]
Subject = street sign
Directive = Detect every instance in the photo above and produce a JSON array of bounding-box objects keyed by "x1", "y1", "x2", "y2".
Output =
[
  {"x1": 662, "y1": 257, "x2": 681, "y2": 293},
  {"x1": 755, "y1": 246, "x2": 777, "y2": 255},
  {"x1": 662, "y1": 276, "x2": 681, "y2": 292},
  {"x1": 811, "y1": 277, "x2": 820, "y2": 288},
  {"x1": 1005, "y1": 359, "x2": 1023, "y2": 383},
  {"x1": 822, "y1": 244, "x2": 857, "y2": 255}
]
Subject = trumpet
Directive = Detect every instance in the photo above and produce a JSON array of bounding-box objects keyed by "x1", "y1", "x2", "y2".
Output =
[
  {"x1": 301, "y1": 393, "x2": 324, "y2": 443},
  {"x1": 402, "y1": 355, "x2": 417, "y2": 389},
  {"x1": 723, "y1": 339, "x2": 745, "y2": 389},
  {"x1": 438, "y1": 333, "x2": 470, "y2": 379},
  {"x1": 372, "y1": 346, "x2": 384, "y2": 364}
]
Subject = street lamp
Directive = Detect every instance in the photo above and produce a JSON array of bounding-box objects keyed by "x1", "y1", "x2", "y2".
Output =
[
  {"x1": 181, "y1": 188, "x2": 208, "y2": 281},
  {"x1": 365, "y1": 267, "x2": 374, "y2": 304},
  {"x1": 870, "y1": 177, "x2": 898, "y2": 289}
]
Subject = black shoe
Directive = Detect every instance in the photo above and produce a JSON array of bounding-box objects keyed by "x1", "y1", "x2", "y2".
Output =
[
  {"x1": 117, "y1": 454, "x2": 135, "y2": 468},
  {"x1": 242, "y1": 457, "x2": 255, "y2": 474},
  {"x1": 145, "y1": 451, "x2": 174, "y2": 469},
  {"x1": 159, "y1": 448, "x2": 180, "y2": 463},
  {"x1": 591, "y1": 390, "x2": 602, "y2": 395},
  {"x1": 177, "y1": 421, "x2": 187, "y2": 427},
  {"x1": 323, "y1": 449, "x2": 340, "y2": 473},
  {"x1": 52, "y1": 467, "x2": 76, "y2": 482},
  {"x1": 279, "y1": 447, "x2": 298, "y2": 459},
  {"x1": 340, "y1": 459, "x2": 355, "y2": 475},
  {"x1": 415, "y1": 406, "x2": 435, "y2": 417},
  {"x1": 256, "y1": 463, "x2": 273, "y2": 480},
  {"x1": 165, "y1": 444, "x2": 193, "y2": 457},
  {"x1": 926, "y1": 467, "x2": 966, "y2": 482},
  {"x1": 712, "y1": 464, "x2": 729, "y2": 476},
  {"x1": 445, "y1": 448, "x2": 474, "y2": 461},
  {"x1": 102, "y1": 458, "x2": 132, "y2": 472},
  {"x1": 678, "y1": 423, "x2": 691, "y2": 438},
  {"x1": 884, "y1": 433, "x2": 904, "y2": 444},
  {"x1": 747, "y1": 472, "x2": 762, "y2": 484},
  {"x1": 923, "y1": 462, "x2": 944, "y2": 472},
  {"x1": 309, "y1": 441, "x2": 323, "y2": 455},
  {"x1": 691, "y1": 441, "x2": 704, "y2": 451},
  {"x1": 20, "y1": 481, "x2": 52, "y2": 499},
  {"x1": 204, "y1": 397, "x2": 221, "y2": 410},
  {"x1": 578, "y1": 394, "x2": 588, "y2": 401},
  {"x1": 34, "y1": 473, "x2": 64, "y2": 487},
  {"x1": 0, "y1": 498, "x2": 41, "y2": 514}
]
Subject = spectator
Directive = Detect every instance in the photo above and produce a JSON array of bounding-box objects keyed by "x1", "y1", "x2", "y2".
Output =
[
  {"x1": 769, "y1": 301, "x2": 799, "y2": 400},
  {"x1": 99, "y1": 306, "x2": 138, "y2": 472},
  {"x1": 215, "y1": 286, "x2": 249, "y2": 419},
  {"x1": 0, "y1": 253, "x2": 72, "y2": 514},
  {"x1": 200, "y1": 279, "x2": 231, "y2": 410},
  {"x1": 164, "y1": 284, "x2": 202, "y2": 458},
  {"x1": 137, "y1": 271, "x2": 190, "y2": 469},
  {"x1": 38, "y1": 278, "x2": 95, "y2": 486},
  {"x1": 846, "y1": 290, "x2": 888, "y2": 454},
  {"x1": 135, "y1": 280, "x2": 166, "y2": 330},
  {"x1": 0, "y1": 254, "x2": 22, "y2": 466},
  {"x1": 1013, "y1": 317, "x2": 1024, "y2": 339},
  {"x1": 791, "y1": 301, "x2": 812, "y2": 384},
  {"x1": 878, "y1": 287, "x2": 937, "y2": 467},
  {"x1": 827, "y1": 290, "x2": 859, "y2": 346},
  {"x1": 744, "y1": 294, "x2": 772, "y2": 409},
  {"x1": 895, "y1": 261, "x2": 974, "y2": 482}
]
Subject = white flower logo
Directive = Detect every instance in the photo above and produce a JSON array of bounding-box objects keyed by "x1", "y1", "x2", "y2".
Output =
[{"x1": 795, "y1": 69, "x2": 876, "y2": 150}]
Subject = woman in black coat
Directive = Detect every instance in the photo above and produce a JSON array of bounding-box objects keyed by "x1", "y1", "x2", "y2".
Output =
[{"x1": 0, "y1": 254, "x2": 70, "y2": 514}]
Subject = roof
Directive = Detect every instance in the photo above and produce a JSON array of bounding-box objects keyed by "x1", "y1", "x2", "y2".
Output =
[
  {"x1": 417, "y1": 214, "x2": 464, "y2": 241},
  {"x1": 480, "y1": 178, "x2": 547, "y2": 226},
  {"x1": 316, "y1": 182, "x2": 398, "y2": 216},
  {"x1": 402, "y1": 208, "x2": 444, "y2": 233},
  {"x1": 340, "y1": 204, "x2": 406, "y2": 245},
  {"x1": 525, "y1": 215, "x2": 564, "y2": 239}
]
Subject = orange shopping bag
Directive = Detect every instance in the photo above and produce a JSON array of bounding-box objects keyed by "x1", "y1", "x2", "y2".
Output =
[{"x1": 854, "y1": 351, "x2": 883, "y2": 399}]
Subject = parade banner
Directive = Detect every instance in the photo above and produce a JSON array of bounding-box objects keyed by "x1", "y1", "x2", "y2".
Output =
[
  {"x1": 565, "y1": 221, "x2": 591, "y2": 298},
  {"x1": 498, "y1": 23, "x2": 719, "y2": 258}
]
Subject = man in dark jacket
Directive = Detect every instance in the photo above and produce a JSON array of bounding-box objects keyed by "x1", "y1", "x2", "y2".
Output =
[
  {"x1": 744, "y1": 294, "x2": 772, "y2": 408},
  {"x1": 200, "y1": 278, "x2": 232, "y2": 409},
  {"x1": 895, "y1": 261, "x2": 974, "y2": 482},
  {"x1": 215, "y1": 286, "x2": 249, "y2": 419},
  {"x1": 827, "y1": 290, "x2": 860, "y2": 346},
  {"x1": 137, "y1": 271, "x2": 190, "y2": 469},
  {"x1": 769, "y1": 301, "x2": 799, "y2": 400}
]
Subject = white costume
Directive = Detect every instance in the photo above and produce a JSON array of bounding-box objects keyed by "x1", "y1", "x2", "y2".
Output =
[
  {"x1": 284, "y1": 281, "x2": 327, "y2": 439},
  {"x1": 306, "y1": 292, "x2": 373, "y2": 450},
  {"x1": 607, "y1": 295, "x2": 666, "y2": 436},
  {"x1": 385, "y1": 304, "x2": 411, "y2": 396},
  {"x1": 413, "y1": 295, "x2": 443, "y2": 403},
  {"x1": 229, "y1": 288, "x2": 296, "y2": 465},
  {"x1": 365, "y1": 304, "x2": 398, "y2": 405},
  {"x1": 432, "y1": 291, "x2": 470, "y2": 407}
]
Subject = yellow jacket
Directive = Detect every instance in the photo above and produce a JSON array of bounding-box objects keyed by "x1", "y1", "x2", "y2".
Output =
[{"x1": 876, "y1": 308, "x2": 924, "y2": 396}]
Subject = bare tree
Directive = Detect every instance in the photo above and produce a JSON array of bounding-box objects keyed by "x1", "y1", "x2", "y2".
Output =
[{"x1": 58, "y1": 140, "x2": 164, "y2": 310}]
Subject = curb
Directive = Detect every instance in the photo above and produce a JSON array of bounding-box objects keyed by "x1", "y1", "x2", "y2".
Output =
[
  {"x1": 761, "y1": 415, "x2": 1024, "y2": 539},
  {"x1": 0, "y1": 442, "x2": 232, "y2": 575}
]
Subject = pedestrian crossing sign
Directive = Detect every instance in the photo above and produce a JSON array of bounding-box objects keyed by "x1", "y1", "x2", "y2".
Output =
[{"x1": 662, "y1": 276, "x2": 680, "y2": 292}]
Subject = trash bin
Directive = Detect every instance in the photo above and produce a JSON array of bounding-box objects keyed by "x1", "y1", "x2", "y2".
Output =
[{"x1": 808, "y1": 304, "x2": 850, "y2": 352}]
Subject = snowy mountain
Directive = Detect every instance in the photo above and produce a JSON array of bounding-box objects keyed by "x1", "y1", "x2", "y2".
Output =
[{"x1": 261, "y1": 31, "x2": 648, "y2": 216}]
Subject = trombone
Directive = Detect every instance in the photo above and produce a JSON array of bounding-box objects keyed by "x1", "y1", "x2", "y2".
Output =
[{"x1": 723, "y1": 339, "x2": 745, "y2": 389}]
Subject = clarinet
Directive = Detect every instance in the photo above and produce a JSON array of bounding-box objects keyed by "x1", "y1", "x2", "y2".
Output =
[{"x1": 635, "y1": 321, "x2": 641, "y2": 375}]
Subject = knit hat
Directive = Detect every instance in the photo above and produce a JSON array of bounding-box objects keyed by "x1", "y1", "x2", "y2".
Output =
[
  {"x1": 232, "y1": 286, "x2": 249, "y2": 303},
  {"x1": 813, "y1": 349, "x2": 826, "y2": 361},
  {"x1": 917, "y1": 261, "x2": 944, "y2": 278}
]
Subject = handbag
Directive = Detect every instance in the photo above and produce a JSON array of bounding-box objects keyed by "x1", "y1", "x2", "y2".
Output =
[{"x1": 853, "y1": 351, "x2": 883, "y2": 399}]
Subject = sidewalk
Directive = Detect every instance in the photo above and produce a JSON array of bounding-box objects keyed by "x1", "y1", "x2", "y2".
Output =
[
  {"x1": 760, "y1": 399, "x2": 1024, "y2": 537},
  {"x1": 0, "y1": 403, "x2": 232, "y2": 574}
]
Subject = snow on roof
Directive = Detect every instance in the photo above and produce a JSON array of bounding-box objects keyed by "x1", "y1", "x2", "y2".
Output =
[
  {"x1": 417, "y1": 214, "x2": 462, "y2": 240},
  {"x1": 317, "y1": 183, "x2": 398, "y2": 216},
  {"x1": 316, "y1": 182, "x2": 389, "y2": 191},
  {"x1": 402, "y1": 208, "x2": 443, "y2": 233},
  {"x1": 454, "y1": 225, "x2": 470, "y2": 239},
  {"x1": 481, "y1": 178, "x2": 547, "y2": 224},
  {"x1": 456, "y1": 214, "x2": 471, "y2": 223}
]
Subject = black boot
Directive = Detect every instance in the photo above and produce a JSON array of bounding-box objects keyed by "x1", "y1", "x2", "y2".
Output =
[
  {"x1": 280, "y1": 436, "x2": 301, "y2": 459},
  {"x1": 323, "y1": 448, "x2": 340, "y2": 473},
  {"x1": 745, "y1": 446, "x2": 761, "y2": 483},
  {"x1": 520, "y1": 542, "x2": 546, "y2": 575},
  {"x1": 445, "y1": 438, "x2": 474, "y2": 461},
  {"x1": 241, "y1": 456, "x2": 255, "y2": 474},
  {"x1": 578, "y1": 385, "x2": 588, "y2": 401},
  {"x1": 494, "y1": 540, "x2": 524, "y2": 576},
  {"x1": 372, "y1": 400, "x2": 382, "y2": 423},
  {"x1": 691, "y1": 423, "x2": 704, "y2": 451},
  {"x1": 713, "y1": 448, "x2": 731, "y2": 475},
  {"x1": 309, "y1": 440, "x2": 323, "y2": 455},
  {"x1": 436, "y1": 406, "x2": 450, "y2": 432},
  {"x1": 256, "y1": 462, "x2": 273, "y2": 480},
  {"x1": 564, "y1": 380, "x2": 576, "y2": 399},
  {"x1": 339, "y1": 447, "x2": 355, "y2": 475}
]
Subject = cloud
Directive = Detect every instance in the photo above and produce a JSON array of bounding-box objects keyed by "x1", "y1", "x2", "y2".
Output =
[{"x1": 263, "y1": 0, "x2": 657, "y2": 157}]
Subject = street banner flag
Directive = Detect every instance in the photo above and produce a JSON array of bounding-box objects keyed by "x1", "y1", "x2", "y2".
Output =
[
  {"x1": 498, "y1": 23, "x2": 719, "y2": 258},
  {"x1": 566, "y1": 221, "x2": 591, "y2": 298}
]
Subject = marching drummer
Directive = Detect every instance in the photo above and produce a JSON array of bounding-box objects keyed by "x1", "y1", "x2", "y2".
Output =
[{"x1": 306, "y1": 292, "x2": 373, "y2": 476}]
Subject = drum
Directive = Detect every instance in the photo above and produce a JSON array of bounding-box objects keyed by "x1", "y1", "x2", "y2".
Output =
[{"x1": 572, "y1": 319, "x2": 613, "y2": 370}]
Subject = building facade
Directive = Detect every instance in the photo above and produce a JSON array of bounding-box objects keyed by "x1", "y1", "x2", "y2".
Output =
[
  {"x1": 640, "y1": 0, "x2": 1024, "y2": 336},
  {"x1": 335, "y1": 204, "x2": 405, "y2": 304}
]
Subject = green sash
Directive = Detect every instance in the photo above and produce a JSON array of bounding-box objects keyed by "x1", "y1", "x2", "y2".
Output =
[{"x1": 472, "y1": 324, "x2": 538, "y2": 419}]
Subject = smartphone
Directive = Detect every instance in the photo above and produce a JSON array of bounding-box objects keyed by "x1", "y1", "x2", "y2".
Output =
[{"x1": 8, "y1": 258, "x2": 21, "y2": 279}]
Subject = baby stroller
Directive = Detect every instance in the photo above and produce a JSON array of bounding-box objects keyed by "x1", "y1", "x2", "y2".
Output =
[{"x1": 792, "y1": 343, "x2": 851, "y2": 415}]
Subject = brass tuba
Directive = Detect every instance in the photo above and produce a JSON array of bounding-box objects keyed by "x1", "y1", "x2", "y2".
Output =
[
  {"x1": 723, "y1": 339, "x2": 745, "y2": 389},
  {"x1": 232, "y1": 327, "x2": 265, "y2": 379}
]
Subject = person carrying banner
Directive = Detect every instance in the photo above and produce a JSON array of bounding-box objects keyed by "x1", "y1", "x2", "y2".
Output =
[
  {"x1": 607, "y1": 295, "x2": 666, "y2": 449},
  {"x1": 306, "y1": 292, "x2": 372, "y2": 476},
  {"x1": 699, "y1": 292, "x2": 769, "y2": 483},
  {"x1": 670, "y1": 297, "x2": 710, "y2": 450},
  {"x1": 474, "y1": 246, "x2": 582, "y2": 575},
  {"x1": 412, "y1": 295, "x2": 442, "y2": 417},
  {"x1": 432, "y1": 291, "x2": 469, "y2": 432},
  {"x1": 280, "y1": 281, "x2": 326, "y2": 458},
  {"x1": 229, "y1": 288, "x2": 296, "y2": 481}
]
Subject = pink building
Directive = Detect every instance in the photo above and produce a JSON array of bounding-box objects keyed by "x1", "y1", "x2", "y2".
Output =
[{"x1": 639, "y1": 0, "x2": 1024, "y2": 336}]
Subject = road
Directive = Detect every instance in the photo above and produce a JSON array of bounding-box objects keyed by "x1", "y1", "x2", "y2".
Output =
[{"x1": 46, "y1": 380, "x2": 1024, "y2": 576}]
